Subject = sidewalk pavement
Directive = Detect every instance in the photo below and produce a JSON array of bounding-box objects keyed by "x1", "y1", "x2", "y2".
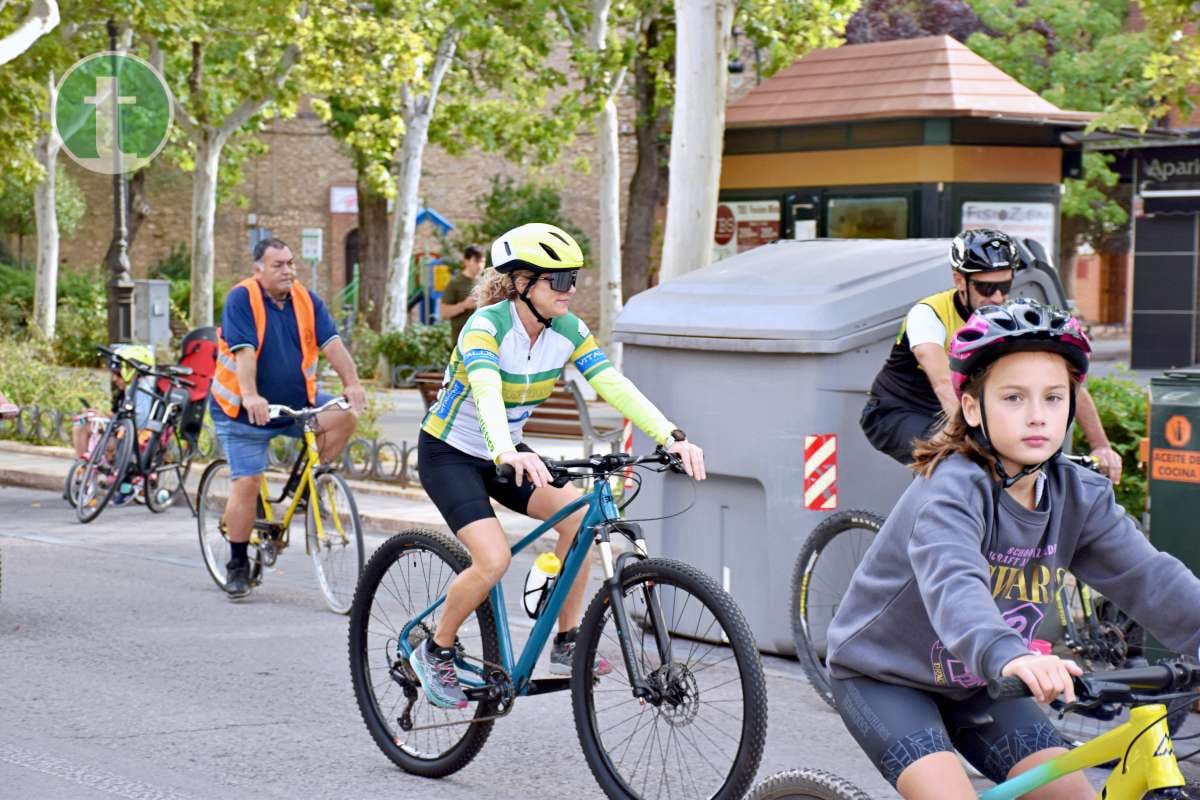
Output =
[{"x1": 0, "y1": 439, "x2": 557, "y2": 552}]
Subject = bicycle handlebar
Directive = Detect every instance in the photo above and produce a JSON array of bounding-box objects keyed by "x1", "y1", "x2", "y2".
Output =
[
  {"x1": 96, "y1": 345, "x2": 195, "y2": 387},
  {"x1": 495, "y1": 448, "x2": 683, "y2": 486},
  {"x1": 267, "y1": 396, "x2": 353, "y2": 420},
  {"x1": 1062, "y1": 453, "x2": 1102, "y2": 473},
  {"x1": 988, "y1": 661, "x2": 1200, "y2": 702}
]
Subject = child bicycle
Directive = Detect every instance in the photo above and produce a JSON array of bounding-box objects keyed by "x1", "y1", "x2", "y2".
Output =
[
  {"x1": 348, "y1": 448, "x2": 768, "y2": 800},
  {"x1": 195, "y1": 397, "x2": 364, "y2": 614},
  {"x1": 747, "y1": 660, "x2": 1200, "y2": 799}
]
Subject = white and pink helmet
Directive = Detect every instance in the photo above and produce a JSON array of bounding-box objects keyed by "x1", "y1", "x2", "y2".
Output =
[{"x1": 948, "y1": 299, "x2": 1090, "y2": 398}]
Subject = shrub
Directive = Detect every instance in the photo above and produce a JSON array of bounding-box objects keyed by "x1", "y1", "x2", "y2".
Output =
[
  {"x1": 0, "y1": 338, "x2": 109, "y2": 445},
  {"x1": 53, "y1": 296, "x2": 109, "y2": 366},
  {"x1": 375, "y1": 322, "x2": 453, "y2": 382},
  {"x1": 346, "y1": 313, "x2": 380, "y2": 381},
  {"x1": 1072, "y1": 368, "x2": 1148, "y2": 515},
  {"x1": 151, "y1": 243, "x2": 190, "y2": 281}
]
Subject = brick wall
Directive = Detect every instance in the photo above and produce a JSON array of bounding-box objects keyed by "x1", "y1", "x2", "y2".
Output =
[{"x1": 56, "y1": 95, "x2": 647, "y2": 331}]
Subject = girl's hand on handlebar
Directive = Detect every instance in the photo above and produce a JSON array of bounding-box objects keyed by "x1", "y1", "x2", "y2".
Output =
[
  {"x1": 666, "y1": 440, "x2": 706, "y2": 480},
  {"x1": 1001, "y1": 653, "x2": 1082, "y2": 704},
  {"x1": 498, "y1": 450, "x2": 552, "y2": 489}
]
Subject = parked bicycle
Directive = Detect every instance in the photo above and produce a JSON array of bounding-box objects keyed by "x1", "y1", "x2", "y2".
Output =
[
  {"x1": 196, "y1": 397, "x2": 365, "y2": 614},
  {"x1": 75, "y1": 346, "x2": 199, "y2": 523},
  {"x1": 789, "y1": 454, "x2": 1180, "y2": 745},
  {"x1": 747, "y1": 661, "x2": 1200, "y2": 799},
  {"x1": 348, "y1": 449, "x2": 767, "y2": 800},
  {"x1": 64, "y1": 401, "x2": 110, "y2": 508}
]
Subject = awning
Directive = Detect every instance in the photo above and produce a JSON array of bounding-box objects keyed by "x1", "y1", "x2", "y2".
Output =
[{"x1": 1142, "y1": 190, "x2": 1200, "y2": 215}]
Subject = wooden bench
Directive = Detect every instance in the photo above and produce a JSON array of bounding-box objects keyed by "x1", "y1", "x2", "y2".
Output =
[{"x1": 414, "y1": 371, "x2": 623, "y2": 456}]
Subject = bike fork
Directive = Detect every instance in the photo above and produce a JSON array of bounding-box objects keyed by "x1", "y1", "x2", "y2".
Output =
[{"x1": 596, "y1": 528, "x2": 667, "y2": 703}]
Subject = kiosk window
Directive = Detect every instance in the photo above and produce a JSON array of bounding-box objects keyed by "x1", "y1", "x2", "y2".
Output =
[{"x1": 826, "y1": 197, "x2": 909, "y2": 239}]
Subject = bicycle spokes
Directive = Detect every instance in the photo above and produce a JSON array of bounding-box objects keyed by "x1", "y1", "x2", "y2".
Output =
[{"x1": 586, "y1": 575, "x2": 752, "y2": 799}]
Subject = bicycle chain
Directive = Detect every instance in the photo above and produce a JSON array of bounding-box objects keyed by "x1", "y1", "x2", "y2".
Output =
[{"x1": 392, "y1": 651, "x2": 517, "y2": 734}]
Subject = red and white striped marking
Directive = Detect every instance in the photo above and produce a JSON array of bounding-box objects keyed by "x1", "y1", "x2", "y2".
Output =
[{"x1": 804, "y1": 434, "x2": 838, "y2": 510}]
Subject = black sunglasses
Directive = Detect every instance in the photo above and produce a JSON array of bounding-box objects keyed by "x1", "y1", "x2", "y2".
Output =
[
  {"x1": 969, "y1": 277, "x2": 1012, "y2": 298},
  {"x1": 538, "y1": 270, "x2": 578, "y2": 292}
]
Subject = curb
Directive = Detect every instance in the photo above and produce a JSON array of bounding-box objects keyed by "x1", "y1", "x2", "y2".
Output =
[
  {"x1": 0, "y1": 439, "x2": 429, "y2": 502},
  {"x1": 0, "y1": 439, "x2": 558, "y2": 553}
]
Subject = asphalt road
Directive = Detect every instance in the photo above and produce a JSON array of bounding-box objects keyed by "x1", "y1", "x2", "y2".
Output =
[
  {"x1": 5, "y1": 483, "x2": 1198, "y2": 800},
  {"x1": 0, "y1": 485, "x2": 898, "y2": 800}
]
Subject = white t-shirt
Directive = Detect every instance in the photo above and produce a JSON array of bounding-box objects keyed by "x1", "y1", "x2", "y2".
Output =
[{"x1": 905, "y1": 303, "x2": 948, "y2": 349}]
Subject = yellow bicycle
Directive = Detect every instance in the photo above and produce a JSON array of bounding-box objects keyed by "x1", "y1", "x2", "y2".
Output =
[
  {"x1": 747, "y1": 661, "x2": 1200, "y2": 799},
  {"x1": 196, "y1": 397, "x2": 364, "y2": 613}
]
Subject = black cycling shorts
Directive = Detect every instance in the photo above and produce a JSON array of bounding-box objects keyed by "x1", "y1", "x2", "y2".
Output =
[
  {"x1": 417, "y1": 430, "x2": 537, "y2": 533},
  {"x1": 859, "y1": 395, "x2": 940, "y2": 466},
  {"x1": 832, "y1": 674, "x2": 1065, "y2": 787}
]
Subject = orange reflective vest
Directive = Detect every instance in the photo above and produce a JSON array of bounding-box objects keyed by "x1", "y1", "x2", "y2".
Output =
[{"x1": 212, "y1": 278, "x2": 319, "y2": 418}]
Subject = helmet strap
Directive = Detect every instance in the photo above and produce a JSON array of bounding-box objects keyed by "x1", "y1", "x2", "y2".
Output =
[
  {"x1": 512, "y1": 274, "x2": 552, "y2": 328},
  {"x1": 973, "y1": 397, "x2": 1051, "y2": 489}
]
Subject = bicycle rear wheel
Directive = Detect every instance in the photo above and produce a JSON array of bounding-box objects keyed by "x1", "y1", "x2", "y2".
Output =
[
  {"x1": 744, "y1": 769, "x2": 872, "y2": 800},
  {"x1": 305, "y1": 470, "x2": 364, "y2": 614},
  {"x1": 349, "y1": 529, "x2": 501, "y2": 778},
  {"x1": 76, "y1": 418, "x2": 134, "y2": 524},
  {"x1": 791, "y1": 510, "x2": 884, "y2": 708},
  {"x1": 572, "y1": 557, "x2": 767, "y2": 800}
]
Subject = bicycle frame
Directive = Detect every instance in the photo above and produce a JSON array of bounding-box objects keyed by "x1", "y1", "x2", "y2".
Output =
[
  {"x1": 253, "y1": 424, "x2": 350, "y2": 556},
  {"x1": 397, "y1": 473, "x2": 652, "y2": 699},
  {"x1": 980, "y1": 704, "x2": 1185, "y2": 800}
]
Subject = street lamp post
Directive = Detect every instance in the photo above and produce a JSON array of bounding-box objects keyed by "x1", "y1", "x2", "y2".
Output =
[{"x1": 106, "y1": 18, "x2": 134, "y2": 344}]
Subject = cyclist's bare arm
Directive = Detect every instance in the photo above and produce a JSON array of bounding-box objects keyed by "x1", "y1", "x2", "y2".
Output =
[
  {"x1": 912, "y1": 342, "x2": 959, "y2": 418},
  {"x1": 234, "y1": 348, "x2": 269, "y2": 425},
  {"x1": 1074, "y1": 386, "x2": 1121, "y2": 483}
]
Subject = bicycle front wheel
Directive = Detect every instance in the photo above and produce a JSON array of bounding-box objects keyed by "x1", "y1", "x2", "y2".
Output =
[
  {"x1": 791, "y1": 510, "x2": 884, "y2": 708},
  {"x1": 196, "y1": 460, "x2": 262, "y2": 590},
  {"x1": 76, "y1": 418, "x2": 134, "y2": 524},
  {"x1": 349, "y1": 529, "x2": 501, "y2": 778},
  {"x1": 305, "y1": 470, "x2": 364, "y2": 614},
  {"x1": 744, "y1": 769, "x2": 872, "y2": 800},
  {"x1": 572, "y1": 557, "x2": 767, "y2": 800},
  {"x1": 63, "y1": 457, "x2": 87, "y2": 508}
]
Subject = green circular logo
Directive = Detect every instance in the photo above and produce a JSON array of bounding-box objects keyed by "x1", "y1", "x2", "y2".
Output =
[{"x1": 54, "y1": 52, "x2": 173, "y2": 175}]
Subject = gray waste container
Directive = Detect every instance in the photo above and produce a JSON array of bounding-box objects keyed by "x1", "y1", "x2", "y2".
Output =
[{"x1": 612, "y1": 238, "x2": 1065, "y2": 654}]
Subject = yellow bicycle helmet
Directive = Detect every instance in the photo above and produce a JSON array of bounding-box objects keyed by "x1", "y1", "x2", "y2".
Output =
[
  {"x1": 111, "y1": 343, "x2": 154, "y2": 383},
  {"x1": 490, "y1": 223, "x2": 585, "y2": 326}
]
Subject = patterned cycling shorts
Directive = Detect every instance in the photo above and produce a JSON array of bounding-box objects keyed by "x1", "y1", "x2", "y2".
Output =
[{"x1": 832, "y1": 674, "x2": 1065, "y2": 787}]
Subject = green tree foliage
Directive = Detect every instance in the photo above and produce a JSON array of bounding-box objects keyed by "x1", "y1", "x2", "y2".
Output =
[
  {"x1": 966, "y1": 0, "x2": 1154, "y2": 249},
  {"x1": 0, "y1": 164, "x2": 85, "y2": 265},
  {"x1": 455, "y1": 175, "x2": 591, "y2": 259},
  {"x1": 1132, "y1": 0, "x2": 1200, "y2": 128}
]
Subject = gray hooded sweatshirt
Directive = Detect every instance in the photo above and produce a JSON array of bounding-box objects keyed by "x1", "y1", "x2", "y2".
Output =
[{"x1": 827, "y1": 453, "x2": 1200, "y2": 698}]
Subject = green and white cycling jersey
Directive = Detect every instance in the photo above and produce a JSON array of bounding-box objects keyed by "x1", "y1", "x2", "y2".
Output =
[{"x1": 421, "y1": 300, "x2": 676, "y2": 463}]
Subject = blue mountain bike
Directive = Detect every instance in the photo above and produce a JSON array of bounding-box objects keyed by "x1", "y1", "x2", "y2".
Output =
[{"x1": 348, "y1": 449, "x2": 768, "y2": 800}]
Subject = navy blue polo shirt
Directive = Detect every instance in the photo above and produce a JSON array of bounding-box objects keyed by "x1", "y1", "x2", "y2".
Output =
[{"x1": 211, "y1": 281, "x2": 340, "y2": 428}]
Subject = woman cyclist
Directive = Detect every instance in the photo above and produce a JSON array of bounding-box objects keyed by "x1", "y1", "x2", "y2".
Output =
[
  {"x1": 412, "y1": 222, "x2": 706, "y2": 709},
  {"x1": 824, "y1": 299, "x2": 1200, "y2": 799}
]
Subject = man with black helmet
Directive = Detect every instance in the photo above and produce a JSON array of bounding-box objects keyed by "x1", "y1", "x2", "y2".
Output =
[{"x1": 860, "y1": 228, "x2": 1121, "y2": 482}]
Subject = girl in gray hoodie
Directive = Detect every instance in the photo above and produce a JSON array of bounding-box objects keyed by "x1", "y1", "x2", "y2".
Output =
[{"x1": 825, "y1": 300, "x2": 1200, "y2": 799}]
